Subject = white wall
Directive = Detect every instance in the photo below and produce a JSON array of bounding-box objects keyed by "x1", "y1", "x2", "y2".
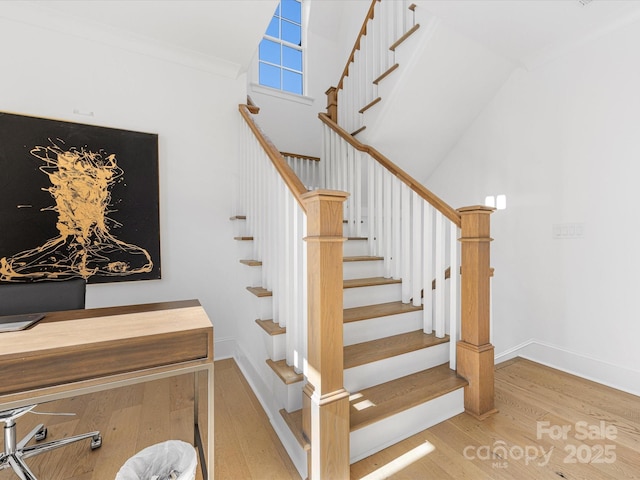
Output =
[
  {"x1": 426, "y1": 16, "x2": 640, "y2": 394},
  {"x1": 0, "y1": 13, "x2": 248, "y2": 346}
]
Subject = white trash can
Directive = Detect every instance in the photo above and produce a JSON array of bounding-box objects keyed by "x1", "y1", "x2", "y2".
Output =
[{"x1": 115, "y1": 440, "x2": 198, "y2": 480}]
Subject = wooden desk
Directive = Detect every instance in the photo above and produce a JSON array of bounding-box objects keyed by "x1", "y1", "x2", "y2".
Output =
[{"x1": 0, "y1": 299, "x2": 213, "y2": 479}]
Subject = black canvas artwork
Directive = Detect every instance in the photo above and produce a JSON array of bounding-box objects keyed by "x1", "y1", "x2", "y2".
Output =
[{"x1": 0, "y1": 112, "x2": 161, "y2": 284}]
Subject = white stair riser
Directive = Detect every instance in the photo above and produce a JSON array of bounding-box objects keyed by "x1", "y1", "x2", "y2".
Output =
[
  {"x1": 261, "y1": 331, "x2": 286, "y2": 361},
  {"x1": 344, "y1": 239, "x2": 369, "y2": 257},
  {"x1": 272, "y1": 374, "x2": 303, "y2": 413},
  {"x1": 350, "y1": 388, "x2": 464, "y2": 463},
  {"x1": 235, "y1": 240, "x2": 254, "y2": 260},
  {"x1": 343, "y1": 260, "x2": 384, "y2": 280},
  {"x1": 344, "y1": 311, "x2": 422, "y2": 346},
  {"x1": 247, "y1": 294, "x2": 272, "y2": 320},
  {"x1": 344, "y1": 283, "x2": 401, "y2": 308},
  {"x1": 345, "y1": 343, "x2": 449, "y2": 392}
]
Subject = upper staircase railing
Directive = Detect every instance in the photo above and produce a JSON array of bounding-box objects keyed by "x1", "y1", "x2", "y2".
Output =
[
  {"x1": 320, "y1": 112, "x2": 461, "y2": 368},
  {"x1": 329, "y1": 0, "x2": 421, "y2": 135}
]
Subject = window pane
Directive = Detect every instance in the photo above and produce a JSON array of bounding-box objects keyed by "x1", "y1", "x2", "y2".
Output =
[
  {"x1": 283, "y1": 70, "x2": 302, "y2": 95},
  {"x1": 265, "y1": 16, "x2": 279, "y2": 38},
  {"x1": 260, "y1": 63, "x2": 281, "y2": 89},
  {"x1": 282, "y1": 20, "x2": 301, "y2": 46},
  {"x1": 259, "y1": 38, "x2": 280, "y2": 65},
  {"x1": 274, "y1": 3, "x2": 280, "y2": 17},
  {"x1": 281, "y1": 0, "x2": 301, "y2": 24},
  {"x1": 283, "y1": 45, "x2": 302, "y2": 72}
]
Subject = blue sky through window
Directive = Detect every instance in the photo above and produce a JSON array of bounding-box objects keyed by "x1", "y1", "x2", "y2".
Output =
[{"x1": 258, "y1": 0, "x2": 303, "y2": 95}]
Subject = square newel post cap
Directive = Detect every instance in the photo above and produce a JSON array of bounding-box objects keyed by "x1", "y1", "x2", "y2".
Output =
[{"x1": 457, "y1": 205, "x2": 495, "y2": 215}]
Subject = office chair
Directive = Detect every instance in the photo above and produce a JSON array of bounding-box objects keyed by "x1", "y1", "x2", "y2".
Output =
[{"x1": 0, "y1": 278, "x2": 102, "y2": 480}]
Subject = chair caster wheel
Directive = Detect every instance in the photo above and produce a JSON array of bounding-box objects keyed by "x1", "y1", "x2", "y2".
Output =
[
  {"x1": 35, "y1": 427, "x2": 47, "y2": 442},
  {"x1": 91, "y1": 434, "x2": 102, "y2": 450}
]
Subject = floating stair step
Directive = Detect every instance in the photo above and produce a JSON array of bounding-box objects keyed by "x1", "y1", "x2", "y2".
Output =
[
  {"x1": 266, "y1": 359, "x2": 303, "y2": 385},
  {"x1": 229, "y1": 215, "x2": 246, "y2": 220},
  {"x1": 373, "y1": 63, "x2": 399, "y2": 85},
  {"x1": 350, "y1": 364, "x2": 467, "y2": 431},
  {"x1": 255, "y1": 319, "x2": 285, "y2": 336},
  {"x1": 351, "y1": 126, "x2": 366, "y2": 136},
  {"x1": 234, "y1": 236, "x2": 253, "y2": 241},
  {"x1": 358, "y1": 96, "x2": 381, "y2": 114},
  {"x1": 240, "y1": 259, "x2": 262, "y2": 267},
  {"x1": 343, "y1": 256, "x2": 383, "y2": 262},
  {"x1": 344, "y1": 277, "x2": 400, "y2": 289},
  {"x1": 389, "y1": 23, "x2": 421, "y2": 51},
  {"x1": 246, "y1": 286, "x2": 272, "y2": 297},
  {"x1": 344, "y1": 330, "x2": 449, "y2": 370},
  {"x1": 344, "y1": 301, "x2": 422, "y2": 324}
]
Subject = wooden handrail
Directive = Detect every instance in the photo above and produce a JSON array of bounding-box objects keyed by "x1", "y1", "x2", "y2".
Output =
[
  {"x1": 319, "y1": 112, "x2": 461, "y2": 227},
  {"x1": 337, "y1": 0, "x2": 379, "y2": 91},
  {"x1": 239, "y1": 104, "x2": 308, "y2": 212}
]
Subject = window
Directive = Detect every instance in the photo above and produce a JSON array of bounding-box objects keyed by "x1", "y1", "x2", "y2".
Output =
[{"x1": 258, "y1": 0, "x2": 303, "y2": 95}]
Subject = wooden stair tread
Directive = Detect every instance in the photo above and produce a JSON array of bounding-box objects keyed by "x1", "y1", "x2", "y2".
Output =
[
  {"x1": 344, "y1": 277, "x2": 401, "y2": 289},
  {"x1": 344, "y1": 330, "x2": 449, "y2": 369},
  {"x1": 343, "y1": 256, "x2": 383, "y2": 262},
  {"x1": 373, "y1": 63, "x2": 399, "y2": 85},
  {"x1": 350, "y1": 364, "x2": 467, "y2": 431},
  {"x1": 255, "y1": 319, "x2": 285, "y2": 336},
  {"x1": 279, "y1": 409, "x2": 309, "y2": 450},
  {"x1": 246, "y1": 286, "x2": 272, "y2": 297},
  {"x1": 240, "y1": 259, "x2": 262, "y2": 267},
  {"x1": 344, "y1": 301, "x2": 422, "y2": 324},
  {"x1": 234, "y1": 236, "x2": 253, "y2": 241},
  {"x1": 266, "y1": 359, "x2": 303, "y2": 384},
  {"x1": 358, "y1": 96, "x2": 381, "y2": 114},
  {"x1": 351, "y1": 126, "x2": 366, "y2": 136},
  {"x1": 390, "y1": 23, "x2": 420, "y2": 52},
  {"x1": 229, "y1": 215, "x2": 246, "y2": 220},
  {"x1": 283, "y1": 365, "x2": 466, "y2": 439},
  {"x1": 346, "y1": 236, "x2": 367, "y2": 241}
]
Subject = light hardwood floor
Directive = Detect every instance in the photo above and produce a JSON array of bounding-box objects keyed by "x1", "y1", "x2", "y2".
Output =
[{"x1": 2, "y1": 358, "x2": 638, "y2": 479}]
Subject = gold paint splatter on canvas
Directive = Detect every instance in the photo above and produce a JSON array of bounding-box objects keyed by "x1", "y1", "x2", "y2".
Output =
[{"x1": 0, "y1": 140, "x2": 153, "y2": 281}]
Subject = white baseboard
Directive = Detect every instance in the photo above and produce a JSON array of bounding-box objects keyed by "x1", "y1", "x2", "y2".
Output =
[
  {"x1": 213, "y1": 337, "x2": 236, "y2": 360},
  {"x1": 495, "y1": 339, "x2": 640, "y2": 397}
]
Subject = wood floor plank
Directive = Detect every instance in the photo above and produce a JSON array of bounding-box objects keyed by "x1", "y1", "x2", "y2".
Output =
[{"x1": 351, "y1": 357, "x2": 640, "y2": 479}]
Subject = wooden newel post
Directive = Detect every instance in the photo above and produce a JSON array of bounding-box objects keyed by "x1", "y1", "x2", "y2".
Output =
[
  {"x1": 457, "y1": 205, "x2": 497, "y2": 420},
  {"x1": 301, "y1": 190, "x2": 350, "y2": 480},
  {"x1": 325, "y1": 86, "x2": 338, "y2": 123}
]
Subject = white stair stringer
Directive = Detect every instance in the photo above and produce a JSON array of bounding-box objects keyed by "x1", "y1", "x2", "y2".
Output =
[
  {"x1": 344, "y1": 343, "x2": 449, "y2": 393},
  {"x1": 350, "y1": 387, "x2": 464, "y2": 463}
]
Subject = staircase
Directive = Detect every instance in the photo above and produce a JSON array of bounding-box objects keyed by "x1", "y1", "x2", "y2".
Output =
[
  {"x1": 232, "y1": 1, "x2": 496, "y2": 478},
  {"x1": 234, "y1": 224, "x2": 469, "y2": 465}
]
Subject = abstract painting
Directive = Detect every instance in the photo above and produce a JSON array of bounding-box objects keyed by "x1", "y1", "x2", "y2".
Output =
[{"x1": 0, "y1": 112, "x2": 160, "y2": 284}]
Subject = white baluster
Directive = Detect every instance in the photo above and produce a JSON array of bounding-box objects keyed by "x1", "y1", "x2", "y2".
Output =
[
  {"x1": 411, "y1": 192, "x2": 422, "y2": 307},
  {"x1": 434, "y1": 212, "x2": 445, "y2": 338},
  {"x1": 383, "y1": 170, "x2": 392, "y2": 278},
  {"x1": 392, "y1": 176, "x2": 401, "y2": 279},
  {"x1": 449, "y1": 221, "x2": 459, "y2": 368},
  {"x1": 375, "y1": 163, "x2": 383, "y2": 257},
  {"x1": 354, "y1": 150, "x2": 363, "y2": 238},
  {"x1": 423, "y1": 204, "x2": 433, "y2": 334},
  {"x1": 401, "y1": 183, "x2": 411, "y2": 303},
  {"x1": 367, "y1": 157, "x2": 375, "y2": 254}
]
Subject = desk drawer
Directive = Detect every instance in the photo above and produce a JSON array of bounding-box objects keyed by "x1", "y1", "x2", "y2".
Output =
[{"x1": 0, "y1": 329, "x2": 210, "y2": 396}]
